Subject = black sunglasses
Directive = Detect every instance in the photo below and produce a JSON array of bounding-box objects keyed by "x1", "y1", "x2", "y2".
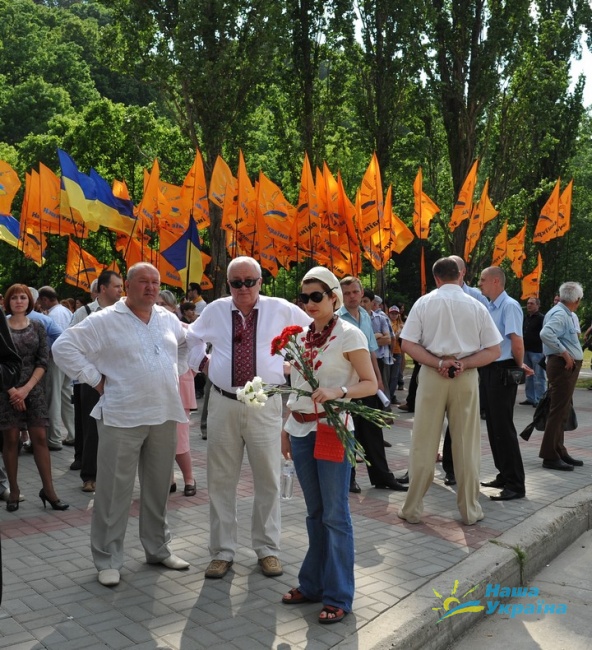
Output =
[
  {"x1": 228, "y1": 278, "x2": 260, "y2": 289},
  {"x1": 298, "y1": 291, "x2": 329, "y2": 304}
]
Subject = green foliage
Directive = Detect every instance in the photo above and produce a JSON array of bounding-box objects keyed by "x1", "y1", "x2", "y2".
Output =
[{"x1": 0, "y1": 0, "x2": 591, "y2": 309}]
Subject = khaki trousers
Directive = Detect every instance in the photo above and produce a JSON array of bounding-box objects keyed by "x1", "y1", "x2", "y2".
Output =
[
  {"x1": 400, "y1": 366, "x2": 483, "y2": 525},
  {"x1": 207, "y1": 390, "x2": 282, "y2": 561}
]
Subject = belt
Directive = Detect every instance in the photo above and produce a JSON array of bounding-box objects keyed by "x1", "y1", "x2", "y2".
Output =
[
  {"x1": 290, "y1": 411, "x2": 327, "y2": 423},
  {"x1": 212, "y1": 384, "x2": 238, "y2": 400},
  {"x1": 490, "y1": 359, "x2": 517, "y2": 368}
]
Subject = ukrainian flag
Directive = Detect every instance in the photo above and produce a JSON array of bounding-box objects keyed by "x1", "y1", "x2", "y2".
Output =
[
  {"x1": 0, "y1": 214, "x2": 20, "y2": 248},
  {"x1": 160, "y1": 214, "x2": 203, "y2": 287}
]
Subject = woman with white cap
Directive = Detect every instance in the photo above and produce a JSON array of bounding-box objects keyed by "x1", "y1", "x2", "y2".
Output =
[{"x1": 280, "y1": 267, "x2": 377, "y2": 624}]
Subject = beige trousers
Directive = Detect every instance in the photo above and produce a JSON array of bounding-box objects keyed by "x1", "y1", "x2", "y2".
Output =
[
  {"x1": 207, "y1": 390, "x2": 283, "y2": 561},
  {"x1": 400, "y1": 366, "x2": 483, "y2": 525}
]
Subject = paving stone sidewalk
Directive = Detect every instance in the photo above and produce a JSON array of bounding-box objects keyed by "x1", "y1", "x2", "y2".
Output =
[{"x1": 1, "y1": 378, "x2": 591, "y2": 650}]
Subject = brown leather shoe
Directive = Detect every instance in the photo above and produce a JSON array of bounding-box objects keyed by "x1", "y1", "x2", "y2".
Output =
[
  {"x1": 81, "y1": 481, "x2": 96, "y2": 493},
  {"x1": 205, "y1": 559, "x2": 233, "y2": 579},
  {"x1": 258, "y1": 556, "x2": 283, "y2": 577}
]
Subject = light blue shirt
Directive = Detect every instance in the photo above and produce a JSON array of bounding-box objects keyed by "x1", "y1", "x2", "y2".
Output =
[
  {"x1": 487, "y1": 291, "x2": 523, "y2": 361},
  {"x1": 463, "y1": 283, "x2": 488, "y2": 306},
  {"x1": 337, "y1": 306, "x2": 378, "y2": 352},
  {"x1": 540, "y1": 303, "x2": 583, "y2": 360},
  {"x1": 25, "y1": 310, "x2": 63, "y2": 349}
]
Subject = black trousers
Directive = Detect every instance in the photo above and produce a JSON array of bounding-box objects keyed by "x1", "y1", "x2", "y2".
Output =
[
  {"x1": 73, "y1": 383, "x2": 100, "y2": 482},
  {"x1": 351, "y1": 395, "x2": 395, "y2": 485},
  {"x1": 480, "y1": 362, "x2": 525, "y2": 493}
]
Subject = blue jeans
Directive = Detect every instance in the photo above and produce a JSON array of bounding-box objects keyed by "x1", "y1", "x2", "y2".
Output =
[
  {"x1": 389, "y1": 354, "x2": 402, "y2": 397},
  {"x1": 290, "y1": 432, "x2": 355, "y2": 612},
  {"x1": 524, "y1": 351, "x2": 546, "y2": 405}
]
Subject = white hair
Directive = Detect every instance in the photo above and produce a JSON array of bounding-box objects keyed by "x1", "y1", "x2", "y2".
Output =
[
  {"x1": 227, "y1": 256, "x2": 261, "y2": 278},
  {"x1": 559, "y1": 282, "x2": 583, "y2": 303}
]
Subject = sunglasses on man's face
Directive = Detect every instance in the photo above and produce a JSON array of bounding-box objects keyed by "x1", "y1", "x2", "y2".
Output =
[
  {"x1": 298, "y1": 291, "x2": 329, "y2": 304},
  {"x1": 228, "y1": 278, "x2": 260, "y2": 289}
]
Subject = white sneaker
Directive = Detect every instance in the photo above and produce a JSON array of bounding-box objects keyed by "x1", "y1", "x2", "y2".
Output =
[
  {"x1": 98, "y1": 569, "x2": 120, "y2": 586},
  {"x1": 160, "y1": 554, "x2": 190, "y2": 570}
]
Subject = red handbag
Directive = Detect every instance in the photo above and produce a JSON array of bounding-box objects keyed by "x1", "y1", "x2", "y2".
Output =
[{"x1": 313, "y1": 404, "x2": 347, "y2": 463}]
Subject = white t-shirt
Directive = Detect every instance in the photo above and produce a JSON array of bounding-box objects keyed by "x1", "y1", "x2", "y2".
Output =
[{"x1": 284, "y1": 318, "x2": 369, "y2": 437}]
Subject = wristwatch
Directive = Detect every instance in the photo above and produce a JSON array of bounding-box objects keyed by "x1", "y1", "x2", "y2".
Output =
[{"x1": 340, "y1": 386, "x2": 348, "y2": 398}]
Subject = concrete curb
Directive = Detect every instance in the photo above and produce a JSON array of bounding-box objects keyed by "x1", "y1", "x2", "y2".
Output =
[{"x1": 337, "y1": 485, "x2": 592, "y2": 650}]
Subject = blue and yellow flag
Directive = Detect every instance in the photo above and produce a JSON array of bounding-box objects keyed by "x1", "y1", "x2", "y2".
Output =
[
  {"x1": 160, "y1": 214, "x2": 203, "y2": 288},
  {"x1": 89, "y1": 168, "x2": 137, "y2": 236},
  {"x1": 0, "y1": 214, "x2": 20, "y2": 248}
]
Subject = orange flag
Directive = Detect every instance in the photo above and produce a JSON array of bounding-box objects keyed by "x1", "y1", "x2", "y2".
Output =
[
  {"x1": 19, "y1": 172, "x2": 47, "y2": 266},
  {"x1": 507, "y1": 224, "x2": 526, "y2": 278},
  {"x1": 39, "y1": 163, "x2": 84, "y2": 237},
  {"x1": 209, "y1": 155, "x2": 234, "y2": 209},
  {"x1": 449, "y1": 159, "x2": 479, "y2": 231},
  {"x1": 533, "y1": 180, "x2": 560, "y2": 243},
  {"x1": 413, "y1": 167, "x2": 440, "y2": 239},
  {"x1": 136, "y1": 159, "x2": 167, "y2": 232},
  {"x1": 159, "y1": 180, "x2": 188, "y2": 235},
  {"x1": 337, "y1": 171, "x2": 362, "y2": 273},
  {"x1": 358, "y1": 153, "x2": 384, "y2": 243},
  {"x1": 255, "y1": 171, "x2": 294, "y2": 249},
  {"x1": 521, "y1": 253, "x2": 543, "y2": 299},
  {"x1": 0, "y1": 161, "x2": 21, "y2": 215},
  {"x1": 182, "y1": 148, "x2": 210, "y2": 229},
  {"x1": 464, "y1": 179, "x2": 498, "y2": 260},
  {"x1": 557, "y1": 179, "x2": 573, "y2": 237},
  {"x1": 492, "y1": 220, "x2": 508, "y2": 266},
  {"x1": 291, "y1": 153, "x2": 320, "y2": 253},
  {"x1": 390, "y1": 208, "x2": 414, "y2": 255},
  {"x1": 65, "y1": 239, "x2": 105, "y2": 292}
]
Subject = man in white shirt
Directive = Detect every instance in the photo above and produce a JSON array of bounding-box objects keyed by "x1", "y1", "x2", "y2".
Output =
[
  {"x1": 399, "y1": 258, "x2": 502, "y2": 526},
  {"x1": 38, "y1": 286, "x2": 76, "y2": 450},
  {"x1": 187, "y1": 256, "x2": 310, "y2": 580},
  {"x1": 52, "y1": 263, "x2": 190, "y2": 587}
]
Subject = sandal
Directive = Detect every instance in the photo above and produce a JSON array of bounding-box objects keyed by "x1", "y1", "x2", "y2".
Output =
[
  {"x1": 318, "y1": 605, "x2": 346, "y2": 624},
  {"x1": 282, "y1": 587, "x2": 313, "y2": 605},
  {"x1": 183, "y1": 480, "x2": 197, "y2": 497}
]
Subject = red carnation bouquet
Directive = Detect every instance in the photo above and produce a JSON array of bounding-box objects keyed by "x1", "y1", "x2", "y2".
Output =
[{"x1": 238, "y1": 324, "x2": 393, "y2": 466}]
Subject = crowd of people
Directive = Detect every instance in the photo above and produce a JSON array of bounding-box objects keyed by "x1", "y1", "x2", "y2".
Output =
[{"x1": 0, "y1": 255, "x2": 587, "y2": 624}]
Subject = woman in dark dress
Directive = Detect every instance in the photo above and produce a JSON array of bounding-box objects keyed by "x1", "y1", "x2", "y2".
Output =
[{"x1": 1, "y1": 284, "x2": 68, "y2": 512}]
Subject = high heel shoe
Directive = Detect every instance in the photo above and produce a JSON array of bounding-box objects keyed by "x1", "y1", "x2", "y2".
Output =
[
  {"x1": 39, "y1": 489, "x2": 69, "y2": 511},
  {"x1": 7, "y1": 499, "x2": 19, "y2": 512}
]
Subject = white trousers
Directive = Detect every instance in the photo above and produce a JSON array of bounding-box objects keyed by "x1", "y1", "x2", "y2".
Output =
[
  {"x1": 400, "y1": 366, "x2": 483, "y2": 525},
  {"x1": 46, "y1": 358, "x2": 75, "y2": 446},
  {"x1": 91, "y1": 420, "x2": 177, "y2": 571},
  {"x1": 207, "y1": 390, "x2": 282, "y2": 561}
]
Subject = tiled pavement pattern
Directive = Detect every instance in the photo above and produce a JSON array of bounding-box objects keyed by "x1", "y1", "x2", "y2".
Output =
[{"x1": 1, "y1": 376, "x2": 591, "y2": 649}]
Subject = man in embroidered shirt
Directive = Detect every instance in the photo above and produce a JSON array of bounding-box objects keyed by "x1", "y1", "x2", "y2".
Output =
[
  {"x1": 398, "y1": 258, "x2": 501, "y2": 526},
  {"x1": 52, "y1": 263, "x2": 190, "y2": 587},
  {"x1": 538, "y1": 281, "x2": 584, "y2": 470},
  {"x1": 187, "y1": 256, "x2": 310, "y2": 580}
]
